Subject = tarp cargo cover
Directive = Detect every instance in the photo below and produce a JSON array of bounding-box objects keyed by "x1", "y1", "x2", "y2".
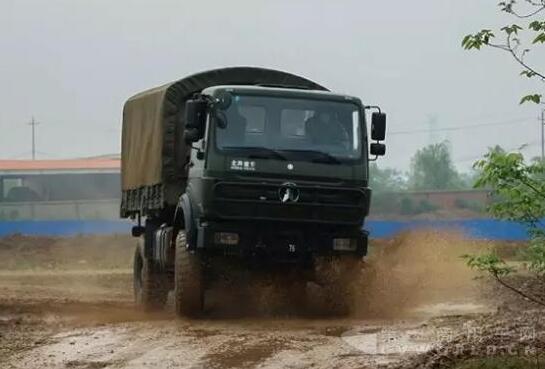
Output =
[{"x1": 121, "y1": 66, "x2": 327, "y2": 215}]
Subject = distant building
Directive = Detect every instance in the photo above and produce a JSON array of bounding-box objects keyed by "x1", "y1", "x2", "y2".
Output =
[{"x1": 0, "y1": 158, "x2": 120, "y2": 220}]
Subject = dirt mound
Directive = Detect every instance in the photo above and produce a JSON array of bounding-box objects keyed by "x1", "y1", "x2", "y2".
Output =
[{"x1": 389, "y1": 309, "x2": 545, "y2": 369}]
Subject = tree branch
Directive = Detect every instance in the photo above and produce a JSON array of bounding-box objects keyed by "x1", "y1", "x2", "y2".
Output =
[
  {"x1": 506, "y1": 0, "x2": 545, "y2": 18},
  {"x1": 508, "y1": 6, "x2": 545, "y2": 18},
  {"x1": 519, "y1": 177, "x2": 545, "y2": 199},
  {"x1": 506, "y1": 35, "x2": 545, "y2": 80},
  {"x1": 494, "y1": 273, "x2": 545, "y2": 307}
]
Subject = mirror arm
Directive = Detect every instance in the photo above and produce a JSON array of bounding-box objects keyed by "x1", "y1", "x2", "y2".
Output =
[
  {"x1": 364, "y1": 105, "x2": 382, "y2": 114},
  {"x1": 192, "y1": 93, "x2": 220, "y2": 110},
  {"x1": 190, "y1": 144, "x2": 199, "y2": 151}
]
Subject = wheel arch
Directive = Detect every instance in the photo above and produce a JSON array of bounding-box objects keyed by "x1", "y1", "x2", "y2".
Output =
[{"x1": 175, "y1": 193, "x2": 197, "y2": 249}]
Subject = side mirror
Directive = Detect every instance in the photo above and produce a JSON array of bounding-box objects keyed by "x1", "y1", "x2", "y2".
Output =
[
  {"x1": 370, "y1": 143, "x2": 386, "y2": 156},
  {"x1": 185, "y1": 99, "x2": 207, "y2": 130},
  {"x1": 184, "y1": 99, "x2": 207, "y2": 143},
  {"x1": 371, "y1": 112, "x2": 386, "y2": 141}
]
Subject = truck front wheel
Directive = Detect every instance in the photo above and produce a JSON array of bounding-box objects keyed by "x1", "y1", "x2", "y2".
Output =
[
  {"x1": 133, "y1": 239, "x2": 169, "y2": 311},
  {"x1": 315, "y1": 256, "x2": 360, "y2": 316},
  {"x1": 174, "y1": 231, "x2": 204, "y2": 317}
]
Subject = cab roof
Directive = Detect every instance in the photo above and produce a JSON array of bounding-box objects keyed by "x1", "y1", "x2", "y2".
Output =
[{"x1": 202, "y1": 85, "x2": 362, "y2": 104}]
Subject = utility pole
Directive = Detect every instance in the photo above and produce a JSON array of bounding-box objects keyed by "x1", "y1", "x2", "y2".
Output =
[
  {"x1": 426, "y1": 115, "x2": 439, "y2": 145},
  {"x1": 541, "y1": 109, "x2": 544, "y2": 162},
  {"x1": 28, "y1": 116, "x2": 40, "y2": 160}
]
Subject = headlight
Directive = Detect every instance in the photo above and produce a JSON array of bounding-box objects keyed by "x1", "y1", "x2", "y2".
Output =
[
  {"x1": 214, "y1": 232, "x2": 239, "y2": 246},
  {"x1": 333, "y1": 238, "x2": 357, "y2": 251}
]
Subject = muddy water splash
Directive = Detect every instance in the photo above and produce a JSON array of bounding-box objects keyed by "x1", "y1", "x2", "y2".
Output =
[
  {"x1": 352, "y1": 230, "x2": 484, "y2": 318},
  {"x1": 202, "y1": 230, "x2": 485, "y2": 318}
]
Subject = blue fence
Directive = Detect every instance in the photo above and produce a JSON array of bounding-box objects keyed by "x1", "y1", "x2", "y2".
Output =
[
  {"x1": 0, "y1": 220, "x2": 133, "y2": 237},
  {"x1": 366, "y1": 219, "x2": 529, "y2": 241},
  {"x1": 0, "y1": 219, "x2": 532, "y2": 241}
]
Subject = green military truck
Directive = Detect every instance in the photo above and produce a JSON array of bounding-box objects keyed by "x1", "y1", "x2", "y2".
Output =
[{"x1": 121, "y1": 67, "x2": 386, "y2": 316}]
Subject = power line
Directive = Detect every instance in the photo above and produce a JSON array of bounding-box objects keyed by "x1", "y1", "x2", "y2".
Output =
[
  {"x1": 454, "y1": 140, "x2": 541, "y2": 164},
  {"x1": 389, "y1": 117, "x2": 533, "y2": 136},
  {"x1": 6, "y1": 151, "x2": 33, "y2": 159}
]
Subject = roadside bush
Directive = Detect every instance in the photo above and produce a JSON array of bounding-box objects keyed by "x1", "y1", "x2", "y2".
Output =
[{"x1": 464, "y1": 150, "x2": 545, "y2": 307}]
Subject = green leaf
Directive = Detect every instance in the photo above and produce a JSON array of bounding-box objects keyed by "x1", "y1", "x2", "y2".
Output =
[
  {"x1": 520, "y1": 70, "x2": 537, "y2": 78},
  {"x1": 461, "y1": 30, "x2": 495, "y2": 50},
  {"x1": 501, "y1": 24, "x2": 523, "y2": 35},
  {"x1": 462, "y1": 35, "x2": 472, "y2": 48},
  {"x1": 529, "y1": 21, "x2": 545, "y2": 32},
  {"x1": 462, "y1": 253, "x2": 516, "y2": 277},
  {"x1": 520, "y1": 94, "x2": 542, "y2": 105},
  {"x1": 533, "y1": 33, "x2": 545, "y2": 44}
]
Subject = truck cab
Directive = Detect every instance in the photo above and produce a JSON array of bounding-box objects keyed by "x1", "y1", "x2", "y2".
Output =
[{"x1": 183, "y1": 86, "x2": 381, "y2": 258}]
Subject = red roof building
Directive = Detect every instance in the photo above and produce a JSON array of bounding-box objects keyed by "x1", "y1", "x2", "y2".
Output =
[{"x1": 0, "y1": 159, "x2": 120, "y2": 175}]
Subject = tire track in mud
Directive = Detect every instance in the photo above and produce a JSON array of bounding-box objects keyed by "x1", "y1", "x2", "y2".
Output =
[{"x1": 4, "y1": 310, "x2": 490, "y2": 369}]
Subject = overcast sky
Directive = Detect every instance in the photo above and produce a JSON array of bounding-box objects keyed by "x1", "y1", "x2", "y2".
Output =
[{"x1": 1, "y1": 0, "x2": 542, "y2": 171}]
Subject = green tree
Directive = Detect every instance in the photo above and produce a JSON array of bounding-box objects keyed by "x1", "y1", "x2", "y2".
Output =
[
  {"x1": 368, "y1": 163, "x2": 407, "y2": 192},
  {"x1": 408, "y1": 141, "x2": 462, "y2": 190},
  {"x1": 462, "y1": 0, "x2": 545, "y2": 105},
  {"x1": 461, "y1": 2, "x2": 545, "y2": 308},
  {"x1": 475, "y1": 150, "x2": 545, "y2": 229}
]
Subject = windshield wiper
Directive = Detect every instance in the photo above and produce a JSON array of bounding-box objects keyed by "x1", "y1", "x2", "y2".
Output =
[
  {"x1": 222, "y1": 146, "x2": 288, "y2": 161},
  {"x1": 281, "y1": 149, "x2": 341, "y2": 164}
]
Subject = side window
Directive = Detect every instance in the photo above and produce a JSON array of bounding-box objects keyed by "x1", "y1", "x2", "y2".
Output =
[
  {"x1": 2, "y1": 178, "x2": 23, "y2": 200},
  {"x1": 352, "y1": 110, "x2": 360, "y2": 150},
  {"x1": 239, "y1": 106, "x2": 266, "y2": 134}
]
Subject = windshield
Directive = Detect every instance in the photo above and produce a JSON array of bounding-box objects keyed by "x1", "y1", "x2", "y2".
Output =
[{"x1": 215, "y1": 94, "x2": 363, "y2": 163}]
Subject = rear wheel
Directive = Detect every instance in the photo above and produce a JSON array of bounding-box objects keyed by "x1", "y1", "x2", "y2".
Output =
[
  {"x1": 133, "y1": 239, "x2": 169, "y2": 311},
  {"x1": 174, "y1": 231, "x2": 204, "y2": 317}
]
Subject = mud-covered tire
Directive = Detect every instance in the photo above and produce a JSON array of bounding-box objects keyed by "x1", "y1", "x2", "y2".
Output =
[
  {"x1": 315, "y1": 256, "x2": 360, "y2": 316},
  {"x1": 133, "y1": 239, "x2": 169, "y2": 311},
  {"x1": 174, "y1": 231, "x2": 204, "y2": 317},
  {"x1": 286, "y1": 280, "x2": 308, "y2": 313}
]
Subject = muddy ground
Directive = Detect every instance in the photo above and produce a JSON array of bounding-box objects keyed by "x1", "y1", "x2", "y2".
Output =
[{"x1": 0, "y1": 232, "x2": 542, "y2": 369}]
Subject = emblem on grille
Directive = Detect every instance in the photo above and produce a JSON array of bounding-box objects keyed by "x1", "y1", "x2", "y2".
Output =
[{"x1": 278, "y1": 182, "x2": 300, "y2": 203}]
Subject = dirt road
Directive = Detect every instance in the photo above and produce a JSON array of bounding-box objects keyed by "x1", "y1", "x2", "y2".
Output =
[{"x1": 0, "y1": 233, "x2": 494, "y2": 369}]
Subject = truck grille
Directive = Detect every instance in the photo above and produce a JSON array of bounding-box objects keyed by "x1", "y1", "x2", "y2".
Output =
[{"x1": 213, "y1": 182, "x2": 366, "y2": 224}]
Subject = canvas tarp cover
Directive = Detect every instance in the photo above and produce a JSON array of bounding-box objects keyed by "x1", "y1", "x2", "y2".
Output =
[
  {"x1": 122, "y1": 86, "x2": 167, "y2": 190},
  {"x1": 121, "y1": 67, "x2": 327, "y2": 215}
]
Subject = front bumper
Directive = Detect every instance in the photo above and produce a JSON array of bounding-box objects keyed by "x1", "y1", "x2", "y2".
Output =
[{"x1": 195, "y1": 220, "x2": 368, "y2": 260}]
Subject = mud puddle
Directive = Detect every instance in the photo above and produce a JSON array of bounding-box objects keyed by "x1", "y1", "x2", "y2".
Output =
[{"x1": 2, "y1": 300, "x2": 489, "y2": 369}]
